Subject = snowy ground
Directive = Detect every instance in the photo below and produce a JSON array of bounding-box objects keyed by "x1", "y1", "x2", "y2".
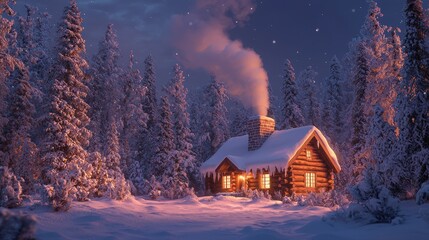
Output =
[{"x1": 11, "y1": 196, "x2": 429, "y2": 240}]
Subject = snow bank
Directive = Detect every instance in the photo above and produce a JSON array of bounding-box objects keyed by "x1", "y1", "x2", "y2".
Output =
[
  {"x1": 10, "y1": 197, "x2": 429, "y2": 240},
  {"x1": 201, "y1": 125, "x2": 339, "y2": 175}
]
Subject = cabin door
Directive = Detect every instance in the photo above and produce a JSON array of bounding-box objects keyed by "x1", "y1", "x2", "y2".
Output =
[{"x1": 236, "y1": 174, "x2": 245, "y2": 191}]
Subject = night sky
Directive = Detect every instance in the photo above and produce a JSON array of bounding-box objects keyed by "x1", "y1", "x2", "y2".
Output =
[{"x1": 15, "y1": 0, "x2": 406, "y2": 97}]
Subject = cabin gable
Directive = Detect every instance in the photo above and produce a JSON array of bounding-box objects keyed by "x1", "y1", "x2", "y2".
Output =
[{"x1": 286, "y1": 135, "x2": 335, "y2": 195}]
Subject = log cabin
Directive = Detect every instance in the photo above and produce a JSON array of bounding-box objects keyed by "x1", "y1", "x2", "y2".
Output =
[{"x1": 200, "y1": 116, "x2": 341, "y2": 196}]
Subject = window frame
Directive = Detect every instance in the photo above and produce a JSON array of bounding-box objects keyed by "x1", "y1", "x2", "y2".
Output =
[
  {"x1": 222, "y1": 175, "x2": 231, "y2": 189},
  {"x1": 260, "y1": 173, "x2": 270, "y2": 189},
  {"x1": 305, "y1": 172, "x2": 316, "y2": 188}
]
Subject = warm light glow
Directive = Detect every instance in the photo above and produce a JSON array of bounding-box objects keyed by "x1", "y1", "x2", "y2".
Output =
[
  {"x1": 222, "y1": 175, "x2": 231, "y2": 189},
  {"x1": 238, "y1": 175, "x2": 245, "y2": 181},
  {"x1": 306, "y1": 149, "x2": 311, "y2": 159},
  {"x1": 305, "y1": 172, "x2": 316, "y2": 188},
  {"x1": 261, "y1": 173, "x2": 270, "y2": 189}
]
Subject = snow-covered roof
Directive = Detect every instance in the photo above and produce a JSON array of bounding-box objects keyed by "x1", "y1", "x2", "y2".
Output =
[{"x1": 200, "y1": 125, "x2": 340, "y2": 175}]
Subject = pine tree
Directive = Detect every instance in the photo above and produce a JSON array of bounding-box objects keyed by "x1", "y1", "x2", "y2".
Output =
[
  {"x1": 120, "y1": 51, "x2": 147, "y2": 178},
  {"x1": 164, "y1": 64, "x2": 195, "y2": 189},
  {"x1": 0, "y1": 0, "x2": 18, "y2": 165},
  {"x1": 104, "y1": 121, "x2": 131, "y2": 200},
  {"x1": 350, "y1": 42, "x2": 370, "y2": 182},
  {"x1": 42, "y1": 0, "x2": 93, "y2": 211},
  {"x1": 138, "y1": 55, "x2": 157, "y2": 178},
  {"x1": 281, "y1": 59, "x2": 304, "y2": 129},
  {"x1": 152, "y1": 96, "x2": 175, "y2": 178},
  {"x1": 359, "y1": 0, "x2": 393, "y2": 121},
  {"x1": 322, "y1": 56, "x2": 343, "y2": 140},
  {"x1": 142, "y1": 55, "x2": 157, "y2": 132},
  {"x1": 89, "y1": 24, "x2": 121, "y2": 155},
  {"x1": 297, "y1": 66, "x2": 321, "y2": 127},
  {"x1": 267, "y1": 83, "x2": 277, "y2": 119},
  {"x1": 384, "y1": 28, "x2": 403, "y2": 126},
  {"x1": 3, "y1": 64, "x2": 37, "y2": 193},
  {"x1": 205, "y1": 77, "x2": 229, "y2": 157},
  {"x1": 367, "y1": 105, "x2": 396, "y2": 185},
  {"x1": 394, "y1": 0, "x2": 429, "y2": 196},
  {"x1": 194, "y1": 77, "x2": 230, "y2": 165}
]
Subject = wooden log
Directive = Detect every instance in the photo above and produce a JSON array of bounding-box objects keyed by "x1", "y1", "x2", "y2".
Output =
[
  {"x1": 291, "y1": 187, "x2": 312, "y2": 192},
  {"x1": 316, "y1": 182, "x2": 330, "y2": 188},
  {"x1": 292, "y1": 182, "x2": 306, "y2": 187},
  {"x1": 291, "y1": 176, "x2": 305, "y2": 181},
  {"x1": 291, "y1": 165, "x2": 328, "y2": 172},
  {"x1": 316, "y1": 178, "x2": 329, "y2": 183},
  {"x1": 316, "y1": 172, "x2": 329, "y2": 178},
  {"x1": 291, "y1": 170, "x2": 329, "y2": 176},
  {"x1": 291, "y1": 160, "x2": 326, "y2": 167}
]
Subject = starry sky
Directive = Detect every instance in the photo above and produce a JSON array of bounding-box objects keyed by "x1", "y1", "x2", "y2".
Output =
[{"x1": 15, "y1": 0, "x2": 406, "y2": 97}]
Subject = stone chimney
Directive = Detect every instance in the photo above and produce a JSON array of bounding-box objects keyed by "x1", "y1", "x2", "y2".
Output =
[{"x1": 247, "y1": 116, "x2": 275, "y2": 151}]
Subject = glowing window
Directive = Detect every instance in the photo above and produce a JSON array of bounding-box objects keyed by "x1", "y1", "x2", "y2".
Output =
[
  {"x1": 222, "y1": 175, "x2": 231, "y2": 189},
  {"x1": 305, "y1": 172, "x2": 316, "y2": 188},
  {"x1": 261, "y1": 174, "x2": 270, "y2": 189},
  {"x1": 306, "y1": 149, "x2": 312, "y2": 159}
]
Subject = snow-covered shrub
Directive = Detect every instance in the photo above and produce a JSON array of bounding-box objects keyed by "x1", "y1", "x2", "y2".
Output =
[
  {"x1": 50, "y1": 178, "x2": 73, "y2": 212},
  {"x1": 105, "y1": 171, "x2": 131, "y2": 200},
  {"x1": 128, "y1": 160, "x2": 146, "y2": 195},
  {"x1": 162, "y1": 174, "x2": 191, "y2": 200},
  {"x1": 0, "y1": 208, "x2": 36, "y2": 240},
  {"x1": 272, "y1": 191, "x2": 283, "y2": 201},
  {"x1": 416, "y1": 181, "x2": 429, "y2": 205},
  {"x1": 348, "y1": 169, "x2": 400, "y2": 223},
  {"x1": 300, "y1": 191, "x2": 349, "y2": 208},
  {"x1": 282, "y1": 196, "x2": 293, "y2": 204},
  {"x1": 0, "y1": 167, "x2": 23, "y2": 208},
  {"x1": 145, "y1": 175, "x2": 163, "y2": 200},
  {"x1": 242, "y1": 189, "x2": 271, "y2": 200}
]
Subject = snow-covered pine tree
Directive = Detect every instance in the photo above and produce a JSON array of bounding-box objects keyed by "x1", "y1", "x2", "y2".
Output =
[
  {"x1": 321, "y1": 56, "x2": 343, "y2": 141},
  {"x1": 3, "y1": 63, "x2": 37, "y2": 193},
  {"x1": 384, "y1": 28, "x2": 403, "y2": 126},
  {"x1": 228, "y1": 98, "x2": 249, "y2": 137},
  {"x1": 164, "y1": 64, "x2": 195, "y2": 190},
  {"x1": 104, "y1": 121, "x2": 131, "y2": 200},
  {"x1": 393, "y1": 0, "x2": 429, "y2": 197},
  {"x1": 297, "y1": 66, "x2": 321, "y2": 127},
  {"x1": 0, "y1": 0, "x2": 18, "y2": 166},
  {"x1": 16, "y1": 5, "x2": 51, "y2": 104},
  {"x1": 350, "y1": 42, "x2": 370, "y2": 183},
  {"x1": 88, "y1": 24, "x2": 121, "y2": 156},
  {"x1": 267, "y1": 83, "x2": 277, "y2": 120},
  {"x1": 142, "y1": 55, "x2": 157, "y2": 134},
  {"x1": 359, "y1": 1, "x2": 390, "y2": 115},
  {"x1": 0, "y1": 166, "x2": 22, "y2": 208},
  {"x1": 119, "y1": 51, "x2": 147, "y2": 178},
  {"x1": 42, "y1": 0, "x2": 93, "y2": 211},
  {"x1": 152, "y1": 96, "x2": 175, "y2": 179},
  {"x1": 118, "y1": 51, "x2": 147, "y2": 194},
  {"x1": 138, "y1": 55, "x2": 158, "y2": 178},
  {"x1": 349, "y1": 105, "x2": 399, "y2": 223},
  {"x1": 200, "y1": 77, "x2": 229, "y2": 162},
  {"x1": 367, "y1": 105, "x2": 397, "y2": 187},
  {"x1": 281, "y1": 59, "x2": 304, "y2": 129}
]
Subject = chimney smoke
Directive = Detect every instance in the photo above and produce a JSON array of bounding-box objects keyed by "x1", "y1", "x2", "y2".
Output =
[{"x1": 170, "y1": 0, "x2": 269, "y2": 115}]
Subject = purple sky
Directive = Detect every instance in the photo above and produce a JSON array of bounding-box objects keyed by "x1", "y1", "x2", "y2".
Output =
[{"x1": 15, "y1": 0, "x2": 406, "y2": 97}]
